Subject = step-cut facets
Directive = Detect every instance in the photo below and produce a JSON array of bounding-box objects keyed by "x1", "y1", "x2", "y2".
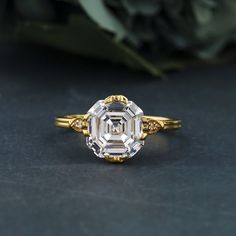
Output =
[{"x1": 86, "y1": 99, "x2": 144, "y2": 159}]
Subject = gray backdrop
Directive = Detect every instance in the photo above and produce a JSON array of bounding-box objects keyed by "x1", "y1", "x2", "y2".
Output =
[{"x1": 0, "y1": 42, "x2": 236, "y2": 236}]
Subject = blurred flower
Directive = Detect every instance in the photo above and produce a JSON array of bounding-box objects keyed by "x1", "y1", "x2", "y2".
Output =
[
  {"x1": 104, "y1": 0, "x2": 236, "y2": 59},
  {"x1": 1, "y1": 0, "x2": 236, "y2": 75}
]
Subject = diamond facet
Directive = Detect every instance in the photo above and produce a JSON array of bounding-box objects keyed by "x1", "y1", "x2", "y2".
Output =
[{"x1": 86, "y1": 99, "x2": 144, "y2": 159}]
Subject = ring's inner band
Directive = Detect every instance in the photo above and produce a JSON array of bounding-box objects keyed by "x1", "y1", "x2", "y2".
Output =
[{"x1": 55, "y1": 114, "x2": 181, "y2": 130}]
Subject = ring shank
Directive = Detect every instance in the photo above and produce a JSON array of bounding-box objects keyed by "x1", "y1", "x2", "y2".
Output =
[
  {"x1": 55, "y1": 114, "x2": 85, "y2": 128},
  {"x1": 143, "y1": 116, "x2": 181, "y2": 130}
]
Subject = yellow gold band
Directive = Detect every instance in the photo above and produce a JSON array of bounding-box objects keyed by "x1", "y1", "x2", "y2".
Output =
[
  {"x1": 55, "y1": 114, "x2": 86, "y2": 128},
  {"x1": 142, "y1": 116, "x2": 181, "y2": 130},
  {"x1": 55, "y1": 114, "x2": 181, "y2": 138}
]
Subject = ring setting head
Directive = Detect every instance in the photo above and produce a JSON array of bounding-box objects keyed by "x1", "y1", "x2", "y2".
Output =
[
  {"x1": 55, "y1": 95, "x2": 181, "y2": 163},
  {"x1": 86, "y1": 95, "x2": 144, "y2": 162}
]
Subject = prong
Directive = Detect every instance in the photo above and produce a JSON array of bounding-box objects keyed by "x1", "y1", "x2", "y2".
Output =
[
  {"x1": 104, "y1": 95, "x2": 128, "y2": 105},
  {"x1": 140, "y1": 132, "x2": 148, "y2": 140},
  {"x1": 104, "y1": 156, "x2": 129, "y2": 163}
]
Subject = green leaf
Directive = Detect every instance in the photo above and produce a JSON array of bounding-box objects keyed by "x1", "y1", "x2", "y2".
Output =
[
  {"x1": 191, "y1": 1, "x2": 215, "y2": 25},
  {"x1": 78, "y1": 0, "x2": 138, "y2": 45},
  {"x1": 122, "y1": 0, "x2": 160, "y2": 15},
  {"x1": 16, "y1": 15, "x2": 162, "y2": 76}
]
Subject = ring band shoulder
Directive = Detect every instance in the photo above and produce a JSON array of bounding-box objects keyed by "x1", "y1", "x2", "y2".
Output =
[{"x1": 55, "y1": 114, "x2": 181, "y2": 134}]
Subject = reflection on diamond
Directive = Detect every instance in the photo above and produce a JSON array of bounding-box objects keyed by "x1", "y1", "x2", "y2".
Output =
[{"x1": 86, "y1": 100, "x2": 144, "y2": 159}]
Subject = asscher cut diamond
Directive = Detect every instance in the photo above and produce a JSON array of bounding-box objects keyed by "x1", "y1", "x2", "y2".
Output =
[{"x1": 86, "y1": 99, "x2": 144, "y2": 159}]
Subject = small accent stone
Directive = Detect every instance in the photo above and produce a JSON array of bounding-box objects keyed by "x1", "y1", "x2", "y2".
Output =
[
  {"x1": 73, "y1": 119, "x2": 83, "y2": 130},
  {"x1": 148, "y1": 121, "x2": 161, "y2": 134}
]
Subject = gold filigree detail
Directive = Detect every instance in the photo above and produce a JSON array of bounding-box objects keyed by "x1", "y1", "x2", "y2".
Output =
[
  {"x1": 104, "y1": 156, "x2": 129, "y2": 163},
  {"x1": 147, "y1": 120, "x2": 162, "y2": 134},
  {"x1": 70, "y1": 114, "x2": 90, "y2": 136},
  {"x1": 141, "y1": 117, "x2": 164, "y2": 139},
  {"x1": 104, "y1": 95, "x2": 128, "y2": 105}
]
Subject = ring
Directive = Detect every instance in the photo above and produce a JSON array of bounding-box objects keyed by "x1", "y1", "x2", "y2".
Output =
[{"x1": 55, "y1": 95, "x2": 181, "y2": 163}]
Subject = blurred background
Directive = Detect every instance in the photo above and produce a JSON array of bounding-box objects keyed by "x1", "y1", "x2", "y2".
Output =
[
  {"x1": 0, "y1": 1, "x2": 236, "y2": 236},
  {"x1": 1, "y1": 0, "x2": 236, "y2": 75}
]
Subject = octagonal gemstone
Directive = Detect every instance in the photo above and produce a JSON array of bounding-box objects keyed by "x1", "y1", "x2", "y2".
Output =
[{"x1": 86, "y1": 99, "x2": 144, "y2": 159}]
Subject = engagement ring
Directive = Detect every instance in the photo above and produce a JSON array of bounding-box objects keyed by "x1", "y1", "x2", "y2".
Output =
[{"x1": 55, "y1": 95, "x2": 181, "y2": 163}]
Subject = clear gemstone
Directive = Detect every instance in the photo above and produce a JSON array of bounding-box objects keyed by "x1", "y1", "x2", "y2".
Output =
[
  {"x1": 75, "y1": 120, "x2": 83, "y2": 129},
  {"x1": 86, "y1": 99, "x2": 144, "y2": 159}
]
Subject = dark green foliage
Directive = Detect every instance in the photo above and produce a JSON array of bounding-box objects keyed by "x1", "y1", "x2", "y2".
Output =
[{"x1": 1, "y1": 0, "x2": 236, "y2": 75}]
